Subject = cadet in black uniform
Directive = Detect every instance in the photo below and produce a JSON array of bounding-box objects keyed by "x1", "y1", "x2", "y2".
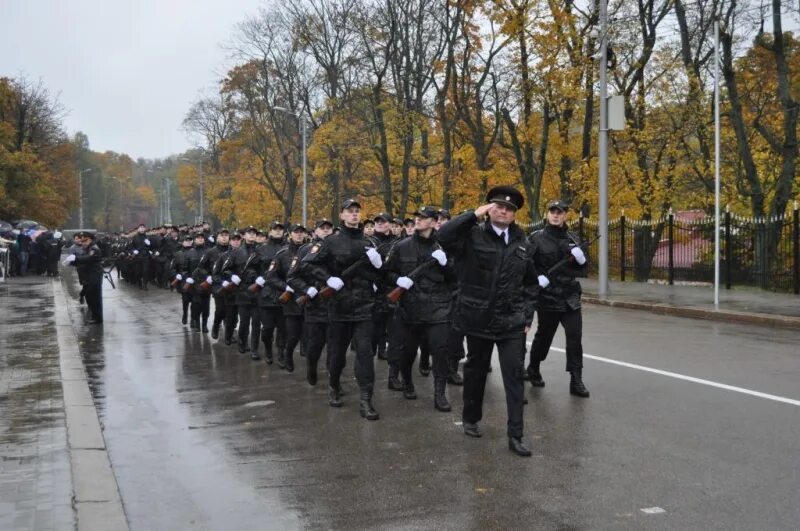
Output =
[
  {"x1": 288, "y1": 219, "x2": 333, "y2": 386},
  {"x1": 437, "y1": 185, "x2": 538, "y2": 457},
  {"x1": 384, "y1": 206, "x2": 456, "y2": 411},
  {"x1": 172, "y1": 236, "x2": 194, "y2": 324},
  {"x1": 220, "y1": 232, "x2": 243, "y2": 345},
  {"x1": 253, "y1": 222, "x2": 286, "y2": 364},
  {"x1": 369, "y1": 213, "x2": 398, "y2": 361},
  {"x1": 64, "y1": 231, "x2": 104, "y2": 324},
  {"x1": 527, "y1": 200, "x2": 590, "y2": 397},
  {"x1": 437, "y1": 209, "x2": 464, "y2": 386},
  {"x1": 129, "y1": 223, "x2": 152, "y2": 290},
  {"x1": 231, "y1": 227, "x2": 262, "y2": 357},
  {"x1": 207, "y1": 229, "x2": 231, "y2": 339},
  {"x1": 293, "y1": 199, "x2": 383, "y2": 420},
  {"x1": 266, "y1": 224, "x2": 306, "y2": 372}
]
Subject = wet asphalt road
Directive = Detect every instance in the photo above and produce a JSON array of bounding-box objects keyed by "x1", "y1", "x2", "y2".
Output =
[{"x1": 60, "y1": 270, "x2": 800, "y2": 531}]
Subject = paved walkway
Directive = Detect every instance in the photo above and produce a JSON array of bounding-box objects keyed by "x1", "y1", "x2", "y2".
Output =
[
  {"x1": 580, "y1": 278, "x2": 800, "y2": 328},
  {"x1": 0, "y1": 277, "x2": 73, "y2": 531}
]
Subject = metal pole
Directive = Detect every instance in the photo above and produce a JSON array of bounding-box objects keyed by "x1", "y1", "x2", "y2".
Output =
[
  {"x1": 598, "y1": 0, "x2": 609, "y2": 296},
  {"x1": 714, "y1": 19, "x2": 721, "y2": 306},
  {"x1": 302, "y1": 116, "x2": 308, "y2": 227},
  {"x1": 199, "y1": 165, "x2": 204, "y2": 223},
  {"x1": 79, "y1": 170, "x2": 84, "y2": 229},
  {"x1": 166, "y1": 178, "x2": 171, "y2": 224}
]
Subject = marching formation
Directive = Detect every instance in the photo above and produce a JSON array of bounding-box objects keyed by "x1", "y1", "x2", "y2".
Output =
[{"x1": 101, "y1": 185, "x2": 592, "y2": 457}]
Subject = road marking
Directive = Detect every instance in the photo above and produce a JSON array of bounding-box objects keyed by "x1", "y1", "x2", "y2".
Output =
[
  {"x1": 529, "y1": 344, "x2": 800, "y2": 407},
  {"x1": 640, "y1": 507, "x2": 666, "y2": 515}
]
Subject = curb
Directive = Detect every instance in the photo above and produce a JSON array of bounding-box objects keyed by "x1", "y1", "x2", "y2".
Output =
[
  {"x1": 582, "y1": 295, "x2": 800, "y2": 330},
  {"x1": 52, "y1": 279, "x2": 130, "y2": 531}
]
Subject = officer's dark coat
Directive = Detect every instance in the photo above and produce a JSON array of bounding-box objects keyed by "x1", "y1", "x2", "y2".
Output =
[{"x1": 527, "y1": 224, "x2": 587, "y2": 312}]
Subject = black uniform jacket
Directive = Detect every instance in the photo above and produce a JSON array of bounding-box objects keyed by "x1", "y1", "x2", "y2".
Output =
[
  {"x1": 74, "y1": 244, "x2": 103, "y2": 285},
  {"x1": 528, "y1": 224, "x2": 587, "y2": 312},
  {"x1": 265, "y1": 241, "x2": 303, "y2": 316},
  {"x1": 384, "y1": 231, "x2": 456, "y2": 324},
  {"x1": 256, "y1": 238, "x2": 286, "y2": 307},
  {"x1": 287, "y1": 238, "x2": 329, "y2": 324},
  {"x1": 294, "y1": 225, "x2": 380, "y2": 322},
  {"x1": 232, "y1": 242, "x2": 262, "y2": 305},
  {"x1": 437, "y1": 211, "x2": 537, "y2": 339}
]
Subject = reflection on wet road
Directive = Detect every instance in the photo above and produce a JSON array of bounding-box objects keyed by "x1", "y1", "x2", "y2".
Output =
[{"x1": 61, "y1": 270, "x2": 800, "y2": 530}]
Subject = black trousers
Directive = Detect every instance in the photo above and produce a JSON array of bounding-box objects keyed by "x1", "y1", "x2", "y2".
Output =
[
  {"x1": 400, "y1": 321, "x2": 450, "y2": 385},
  {"x1": 304, "y1": 321, "x2": 328, "y2": 374},
  {"x1": 447, "y1": 325, "x2": 466, "y2": 363},
  {"x1": 529, "y1": 309, "x2": 583, "y2": 373},
  {"x1": 258, "y1": 306, "x2": 282, "y2": 356},
  {"x1": 181, "y1": 292, "x2": 192, "y2": 319},
  {"x1": 212, "y1": 295, "x2": 227, "y2": 328},
  {"x1": 223, "y1": 303, "x2": 239, "y2": 341},
  {"x1": 83, "y1": 281, "x2": 103, "y2": 322},
  {"x1": 283, "y1": 314, "x2": 303, "y2": 366},
  {"x1": 327, "y1": 320, "x2": 374, "y2": 391},
  {"x1": 385, "y1": 310, "x2": 405, "y2": 369},
  {"x1": 238, "y1": 303, "x2": 260, "y2": 351},
  {"x1": 191, "y1": 294, "x2": 211, "y2": 325},
  {"x1": 372, "y1": 310, "x2": 391, "y2": 357},
  {"x1": 463, "y1": 334, "x2": 526, "y2": 438}
]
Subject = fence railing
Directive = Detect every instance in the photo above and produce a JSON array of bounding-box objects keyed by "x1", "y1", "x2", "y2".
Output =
[{"x1": 521, "y1": 208, "x2": 800, "y2": 294}]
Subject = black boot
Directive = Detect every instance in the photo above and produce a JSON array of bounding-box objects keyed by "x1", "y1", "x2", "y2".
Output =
[
  {"x1": 328, "y1": 385, "x2": 343, "y2": 407},
  {"x1": 528, "y1": 362, "x2": 545, "y2": 387},
  {"x1": 201, "y1": 320, "x2": 209, "y2": 334},
  {"x1": 434, "y1": 378, "x2": 451, "y2": 412},
  {"x1": 508, "y1": 436, "x2": 532, "y2": 457},
  {"x1": 570, "y1": 370, "x2": 590, "y2": 398},
  {"x1": 277, "y1": 351, "x2": 286, "y2": 369},
  {"x1": 238, "y1": 338, "x2": 247, "y2": 354},
  {"x1": 387, "y1": 364, "x2": 404, "y2": 391},
  {"x1": 402, "y1": 382, "x2": 417, "y2": 400},
  {"x1": 447, "y1": 358, "x2": 463, "y2": 386},
  {"x1": 223, "y1": 333, "x2": 232, "y2": 346},
  {"x1": 250, "y1": 349, "x2": 261, "y2": 361},
  {"x1": 191, "y1": 319, "x2": 200, "y2": 332},
  {"x1": 359, "y1": 389, "x2": 379, "y2": 420},
  {"x1": 285, "y1": 350, "x2": 294, "y2": 373},
  {"x1": 377, "y1": 343, "x2": 387, "y2": 361},
  {"x1": 211, "y1": 322, "x2": 220, "y2": 339},
  {"x1": 181, "y1": 312, "x2": 187, "y2": 325},
  {"x1": 264, "y1": 348, "x2": 273, "y2": 365}
]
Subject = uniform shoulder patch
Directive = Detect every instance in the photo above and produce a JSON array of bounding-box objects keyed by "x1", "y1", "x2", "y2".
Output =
[
  {"x1": 291, "y1": 257, "x2": 298, "y2": 267},
  {"x1": 268, "y1": 260, "x2": 277, "y2": 271},
  {"x1": 310, "y1": 244, "x2": 320, "y2": 254}
]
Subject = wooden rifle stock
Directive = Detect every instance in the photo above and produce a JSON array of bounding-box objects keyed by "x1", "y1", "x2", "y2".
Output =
[
  {"x1": 385, "y1": 257, "x2": 438, "y2": 303},
  {"x1": 170, "y1": 277, "x2": 181, "y2": 289},
  {"x1": 247, "y1": 282, "x2": 262, "y2": 294},
  {"x1": 278, "y1": 290, "x2": 293, "y2": 303},
  {"x1": 199, "y1": 280, "x2": 211, "y2": 291}
]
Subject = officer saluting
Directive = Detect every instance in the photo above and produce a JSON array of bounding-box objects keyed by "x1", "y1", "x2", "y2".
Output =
[
  {"x1": 64, "y1": 231, "x2": 104, "y2": 324},
  {"x1": 437, "y1": 185, "x2": 538, "y2": 457}
]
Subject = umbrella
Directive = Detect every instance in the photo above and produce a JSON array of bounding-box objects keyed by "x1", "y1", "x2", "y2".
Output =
[
  {"x1": 14, "y1": 220, "x2": 40, "y2": 230},
  {"x1": 0, "y1": 220, "x2": 11, "y2": 232}
]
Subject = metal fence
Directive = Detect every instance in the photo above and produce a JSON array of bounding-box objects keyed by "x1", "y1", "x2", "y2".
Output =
[{"x1": 521, "y1": 208, "x2": 800, "y2": 294}]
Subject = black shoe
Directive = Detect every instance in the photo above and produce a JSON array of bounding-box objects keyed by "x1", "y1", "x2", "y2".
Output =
[
  {"x1": 79, "y1": 295, "x2": 85, "y2": 305},
  {"x1": 419, "y1": 358, "x2": 431, "y2": 377},
  {"x1": 181, "y1": 314, "x2": 187, "y2": 325},
  {"x1": 570, "y1": 372, "x2": 590, "y2": 398},
  {"x1": 86, "y1": 319, "x2": 103, "y2": 325},
  {"x1": 328, "y1": 386, "x2": 343, "y2": 407},
  {"x1": 277, "y1": 355, "x2": 286, "y2": 369},
  {"x1": 191, "y1": 320, "x2": 200, "y2": 332},
  {"x1": 387, "y1": 365, "x2": 404, "y2": 391},
  {"x1": 447, "y1": 370, "x2": 463, "y2": 386},
  {"x1": 377, "y1": 346, "x2": 387, "y2": 361},
  {"x1": 530, "y1": 371, "x2": 545, "y2": 387},
  {"x1": 434, "y1": 379, "x2": 451, "y2": 412},
  {"x1": 224, "y1": 337, "x2": 232, "y2": 346},
  {"x1": 285, "y1": 357, "x2": 294, "y2": 373},
  {"x1": 238, "y1": 339, "x2": 247, "y2": 354},
  {"x1": 201, "y1": 322, "x2": 209, "y2": 333},
  {"x1": 250, "y1": 351, "x2": 261, "y2": 361},
  {"x1": 463, "y1": 422, "x2": 482, "y2": 438},
  {"x1": 402, "y1": 385, "x2": 417, "y2": 400},
  {"x1": 265, "y1": 352, "x2": 273, "y2": 365},
  {"x1": 211, "y1": 323, "x2": 220, "y2": 339},
  {"x1": 508, "y1": 437, "x2": 532, "y2": 457},
  {"x1": 359, "y1": 391, "x2": 379, "y2": 420}
]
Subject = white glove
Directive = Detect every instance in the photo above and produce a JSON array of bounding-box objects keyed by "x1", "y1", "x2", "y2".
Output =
[
  {"x1": 208, "y1": 236, "x2": 214, "y2": 243},
  {"x1": 431, "y1": 249, "x2": 447, "y2": 266},
  {"x1": 285, "y1": 285, "x2": 294, "y2": 293},
  {"x1": 306, "y1": 287, "x2": 318, "y2": 298},
  {"x1": 186, "y1": 277, "x2": 195, "y2": 285},
  {"x1": 205, "y1": 276, "x2": 212, "y2": 284},
  {"x1": 396, "y1": 276, "x2": 414, "y2": 289},
  {"x1": 154, "y1": 251, "x2": 160, "y2": 256},
  {"x1": 175, "y1": 274, "x2": 183, "y2": 281},
  {"x1": 231, "y1": 274, "x2": 241, "y2": 285},
  {"x1": 571, "y1": 246, "x2": 587, "y2": 265},
  {"x1": 373, "y1": 283, "x2": 378, "y2": 293},
  {"x1": 62, "y1": 254, "x2": 76, "y2": 266},
  {"x1": 133, "y1": 250, "x2": 139, "y2": 255},
  {"x1": 255, "y1": 276, "x2": 265, "y2": 287},
  {"x1": 537, "y1": 275, "x2": 550, "y2": 288},
  {"x1": 366, "y1": 247, "x2": 382, "y2": 268},
  {"x1": 222, "y1": 280, "x2": 230, "y2": 288},
  {"x1": 326, "y1": 276, "x2": 344, "y2": 291},
  {"x1": 144, "y1": 239, "x2": 150, "y2": 246}
]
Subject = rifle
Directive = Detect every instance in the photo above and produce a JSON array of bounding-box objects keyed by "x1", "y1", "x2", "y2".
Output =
[
  {"x1": 221, "y1": 252, "x2": 257, "y2": 295},
  {"x1": 318, "y1": 253, "x2": 370, "y2": 299},
  {"x1": 386, "y1": 257, "x2": 438, "y2": 303},
  {"x1": 278, "y1": 288, "x2": 294, "y2": 304},
  {"x1": 543, "y1": 234, "x2": 601, "y2": 279}
]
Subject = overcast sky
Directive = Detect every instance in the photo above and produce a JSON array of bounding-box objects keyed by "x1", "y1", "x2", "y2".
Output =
[{"x1": 2, "y1": 0, "x2": 263, "y2": 160}]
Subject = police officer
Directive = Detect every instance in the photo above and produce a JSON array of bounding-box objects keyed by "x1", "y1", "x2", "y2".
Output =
[
  {"x1": 172, "y1": 235, "x2": 194, "y2": 324},
  {"x1": 129, "y1": 223, "x2": 152, "y2": 290},
  {"x1": 253, "y1": 221, "x2": 286, "y2": 364},
  {"x1": 437, "y1": 185, "x2": 538, "y2": 457},
  {"x1": 293, "y1": 199, "x2": 383, "y2": 420},
  {"x1": 180, "y1": 233, "x2": 211, "y2": 331},
  {"x1": 527, "y1": 200, "x2": 590, "y2": 397},
  {"x1": 384, "y1": 206, "x2": 456, "y2": 411},
  {"x1": 220, "y1": 231, "x2": 243, "y2": 345},
  {"x1": 437, "y1": 209, "x2": 464, "y2": 386},
  {"x1": 207, "y1": 228, "x2": 231, "y2": 339},
  {"x1": 288, "y1": 219, "x2": 333, "y2": 386},
  {"x1": 64, "y1": 231, "x2": 104, "y2": 324},
  {"x1": 231, "y1": 226, "x2": 262, "y2": 357},
  {"x1": 266, "y1": 224, "x2": 306, "y2": 372},
  {"x1": 369, "y1": 213, "x2": 398, "y2": 361}
]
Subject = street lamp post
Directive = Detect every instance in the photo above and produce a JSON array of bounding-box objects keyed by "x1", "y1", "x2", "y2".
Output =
[
  {"x1": 78, "y1": 168, "x2": 92, "y2": 228},
  {"x1": 274, "y1": 106, "x2": 308, "y2": 227},
  {"x1": 180, "y1": 157, "x2": 204, "y2": 224}
]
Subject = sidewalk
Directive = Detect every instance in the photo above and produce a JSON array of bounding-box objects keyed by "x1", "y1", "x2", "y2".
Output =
[{"x1": 580, "y1": 278, "x2": 800, "y2": 329}]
